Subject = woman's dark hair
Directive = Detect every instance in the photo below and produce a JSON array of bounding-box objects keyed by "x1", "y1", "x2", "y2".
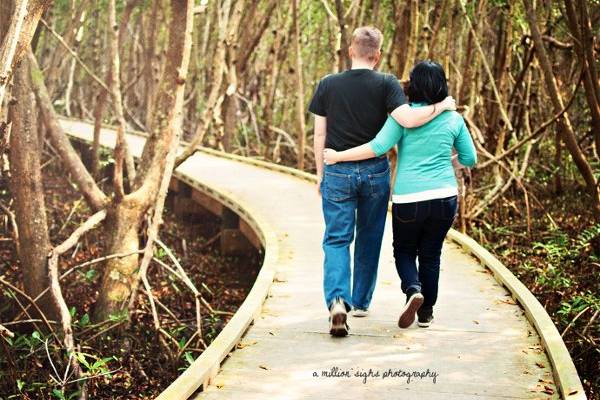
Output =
[{"x1": 407, "y1": 60, "x2": 448, "y2": 104}]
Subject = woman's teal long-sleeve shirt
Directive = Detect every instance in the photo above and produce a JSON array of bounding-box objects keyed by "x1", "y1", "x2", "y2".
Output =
[{"x1": 369, "y1": 104, "x2": 477, "y2": 202}]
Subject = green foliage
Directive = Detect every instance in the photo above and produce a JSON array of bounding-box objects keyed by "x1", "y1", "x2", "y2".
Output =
[
  {"x1": 99, "y1": 147, "x2": 115, "y2": 168},
  {"x1": 50, "y1": 387, "x2": 81, "y2": 400},
  {"x1": 108, "y1": 310, "x2": 128, "y2": 322},
  {"x1": 204, "y1": 313, "x2": 221, "y2": 343},
  {"x1": 73, "y1": 352, "x2": 115, "y2": 376},
  {"x1": 574, "y1": 223, "x2": 600, "y2": 253},
  {"x1": 155, "y1": 247, "x2": 167, "y2": 260},
  {"x1": 531, "y1": 222, "x2": 599, "y2": 290},
  {"x1": 3, "y1": 330, "x2": 45, "y2": 354},
  {"x1": 556, "y1": 291, "x2": 600, "y2": 326},
  {"x1": 79, "y1": 313, "x2": 90, "y2": 327},
  {"x1": 184, "y1": 351, "x2": 194, "y2": 367},
  {"x1": 78, "y1": 268, "x2": 98, "y2": 282}
]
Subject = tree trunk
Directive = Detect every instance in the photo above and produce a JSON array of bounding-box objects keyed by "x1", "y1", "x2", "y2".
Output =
[
  {"x1": 426, "y1": 0, "x2": 447, "y2": 59},
  {"x1": 564, "y1": 0, "x2": 600, "y2": 158},
  {"x1": 144, "y1": 0, "x2": 160, "y2": 128},
  {"x1": 487, "y1": 5, "x2": 511, "y2": 148},
  {"x1": 92, "y1": 199, "x2": 143, "y2": 321},
  {"x1": 523, "y1": 0, "x2": 600, "y2": 215},
  {"x1": 8, "y1": 60, "x2": 58, "y2": 321},
  {"x1": 219, "y1": 0, "x2": 243, "y2": 152},
  {"x1": 334, "y1": 0, "x2": 350, "y2": 71},
  {"x1": 292, "y1": 0, "x2": 306, "y2": 170},
  {"x1": 92, "y1": 0, "x2": 139, "y2": 177},
  {"x1": 403, "y1": 0, "x2": 419, "y2": 81},
  {"x1": 0, "y1": 0, "x2": 51, "y2": 110},
  {"x1": 390, "y1": 2, "x2": 410, "y2": 78},
  {"x1": 94, "y1": 0, "x2": 194, "y2": 321},
  {"x1": 107, "y1": 0, "x2": 136, "y2": 198},
  {"x1": 43, "y1": 0, "x2": 88, "y2": 98},
  {"x1": 175, "y1": 0, "x2": 231, "y2": 166},
  {"x1": 261, "y1": 15, "x2": 287, "y2": 160}
]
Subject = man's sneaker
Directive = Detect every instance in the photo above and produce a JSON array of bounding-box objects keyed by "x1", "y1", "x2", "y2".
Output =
[
  {"x1": 329, "y1": 297, "x2": 349, "y2": 337},
  {"x1": 417, "y1": 307, "x2": 434, "y2": 328},
  {"x1": 352, "y1": 308, "x2": 369, "y2": 318},
  {"x1": 398, "y1": 289, "x2": 424, "y2": 329}
]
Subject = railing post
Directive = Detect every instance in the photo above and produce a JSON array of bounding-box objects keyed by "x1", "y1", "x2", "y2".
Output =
[{"x1": 220, "y1": 208, "x2": 253, "y2": 255}]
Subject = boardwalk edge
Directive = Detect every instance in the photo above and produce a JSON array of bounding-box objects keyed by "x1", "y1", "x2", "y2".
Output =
[
  {"x1": 446, "y1": 230, "x2": 586, "y2": 400},
  {"x1": 155, "y1": 172, "x2": 280, "y2": 400}
]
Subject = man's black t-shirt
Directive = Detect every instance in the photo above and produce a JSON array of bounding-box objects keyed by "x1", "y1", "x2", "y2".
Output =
[{"x1": 308, "y1": 69, "x2": 407, "y2": 151}]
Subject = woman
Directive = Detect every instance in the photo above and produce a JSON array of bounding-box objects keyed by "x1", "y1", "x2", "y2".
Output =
[{"x1": 323, "y1": 60, "x2": 477, "y2": 329}]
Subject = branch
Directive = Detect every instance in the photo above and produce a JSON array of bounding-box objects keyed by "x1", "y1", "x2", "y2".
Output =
[
  {"x1": 0, "y1": 200, "x2": 20, "y2": 256},
  {"x1": 458, "y1": 1, "x2": 513, "y2": 132},
  {"x1": 319, "y1": 0, "x2": 338, "y2": 21},
  {"x1": 0, "y1": 277, "x2": 61, "y2": 344},
  {"x1": 39, "y1": 19, "x2": 110, "y2": 93},
  {"x1": 28, "y1": 51, "x2": 108, "y2": 211},
  {"x1": 0, "y1": 323, "x2": 14, "y2": 338},
  {"x1": 46, "y1": 210, "x2": 107, "y2": 358},
  {"x1": 477, "y1": 70, "x2": 581, "y2": 169}
]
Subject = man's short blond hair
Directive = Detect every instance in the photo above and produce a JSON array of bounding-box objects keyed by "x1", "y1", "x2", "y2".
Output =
[{"x1": 351, "y1": 26, "x2": 383, "y2": 61}]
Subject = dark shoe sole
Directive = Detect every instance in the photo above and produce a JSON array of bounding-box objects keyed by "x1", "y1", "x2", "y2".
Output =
[
  {"x1": 330, "y1": 312, "x2": 348, "y2": 337},
  {"x1": 398, "y1": 293, "x2": 424, "y2": 329}
]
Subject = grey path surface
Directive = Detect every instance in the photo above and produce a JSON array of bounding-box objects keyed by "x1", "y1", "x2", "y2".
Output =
[{"x1": 61, "y1": 120, "x2": 558, "y2": 400}]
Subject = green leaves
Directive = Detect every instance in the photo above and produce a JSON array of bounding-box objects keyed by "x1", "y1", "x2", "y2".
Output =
[
  {"x1": 184, "y1": 351, "x2": 194, "y2": 366},
  {"x1": 79, "y1": 313, "x2": 90, "y2": 327},
  {"x1": 52, "y1": 388, "x2": 66, "y2": 400},
  {"x1": 73, "y1": 351, "x2": 115, "y2": 376},
  {"x1": 31, "y1": 330, "x2": 42, "y2": 342}
]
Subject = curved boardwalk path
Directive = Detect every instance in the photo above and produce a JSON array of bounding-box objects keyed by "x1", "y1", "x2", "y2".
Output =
[{"x1": 60, "y1": 119, "x2": 584, "y2": 400}]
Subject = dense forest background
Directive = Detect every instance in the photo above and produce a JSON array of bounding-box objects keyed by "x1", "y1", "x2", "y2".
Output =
[{"x1": 0, "y1": 0, "x2": 598, "y2": 398}]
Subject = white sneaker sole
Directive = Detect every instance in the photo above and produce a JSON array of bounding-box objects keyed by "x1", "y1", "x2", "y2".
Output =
[
  {"x1": 352, "y1": 309, "x2": 369, "y2": 318},
  {"x1": 417, "y1": 318, "x2": 433, "y2": 328}
]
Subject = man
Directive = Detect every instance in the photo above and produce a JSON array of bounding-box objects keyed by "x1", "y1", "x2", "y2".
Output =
[{"x1": 308, "y1": 26, "x2": 456, "y2": 337}]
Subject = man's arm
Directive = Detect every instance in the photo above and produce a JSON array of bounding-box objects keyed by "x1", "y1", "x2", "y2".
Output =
[
  {"x1": 390, "y1": 96, "x2": 456, "y2": 128},
  {"x1": 314, "y1": 115, "x2": 327, "y2": 193}
]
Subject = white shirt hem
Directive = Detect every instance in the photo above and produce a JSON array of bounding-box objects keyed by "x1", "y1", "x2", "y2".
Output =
[{"x1": 392, "y1": 187, "x2": 458, "y2": 203}]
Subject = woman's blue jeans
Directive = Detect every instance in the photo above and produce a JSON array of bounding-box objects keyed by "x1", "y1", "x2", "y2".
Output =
[
  {"x1": 391, "y1": 195, "x2": 458, "y2": 309},
  {"x1": 320, "y1": 157, "x2": 390, "y2": 312}
]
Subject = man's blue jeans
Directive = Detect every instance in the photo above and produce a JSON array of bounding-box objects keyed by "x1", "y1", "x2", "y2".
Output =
[{"x1": 320, "y1": 156, "x2": 390, "y2": 312}]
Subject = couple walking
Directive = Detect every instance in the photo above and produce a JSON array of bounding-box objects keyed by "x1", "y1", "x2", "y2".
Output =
[{"x1": 309, "y1": 26, "x2": 477, "y2": 337}]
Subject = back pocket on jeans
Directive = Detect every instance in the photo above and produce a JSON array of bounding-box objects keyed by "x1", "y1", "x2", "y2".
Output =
[
  {"x1": 368, "y1": 167, "x2": 390, "y2": 198},
  {"x1": 323, "y1": 171, "x2": 352, "y2": 201},
  {"x1": 393, "y1": 202, "x2": 417, "y2": 223}
]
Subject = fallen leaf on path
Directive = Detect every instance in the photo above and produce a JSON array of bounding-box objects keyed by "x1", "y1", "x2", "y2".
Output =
[
  {"x1": 542, "y1": 385, "x2": 554, "y2": 394},
  {"x1": 237, "y1": 340, "x2": 258, "y2": 349}
]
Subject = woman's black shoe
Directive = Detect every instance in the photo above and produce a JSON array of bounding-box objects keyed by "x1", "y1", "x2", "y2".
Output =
[
  {"x1": 417, "y1": 307, "x2": 434, "y2": 328},
  {"x1": 398, "y1": 289, "x2": 424, "y2": 328}
]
